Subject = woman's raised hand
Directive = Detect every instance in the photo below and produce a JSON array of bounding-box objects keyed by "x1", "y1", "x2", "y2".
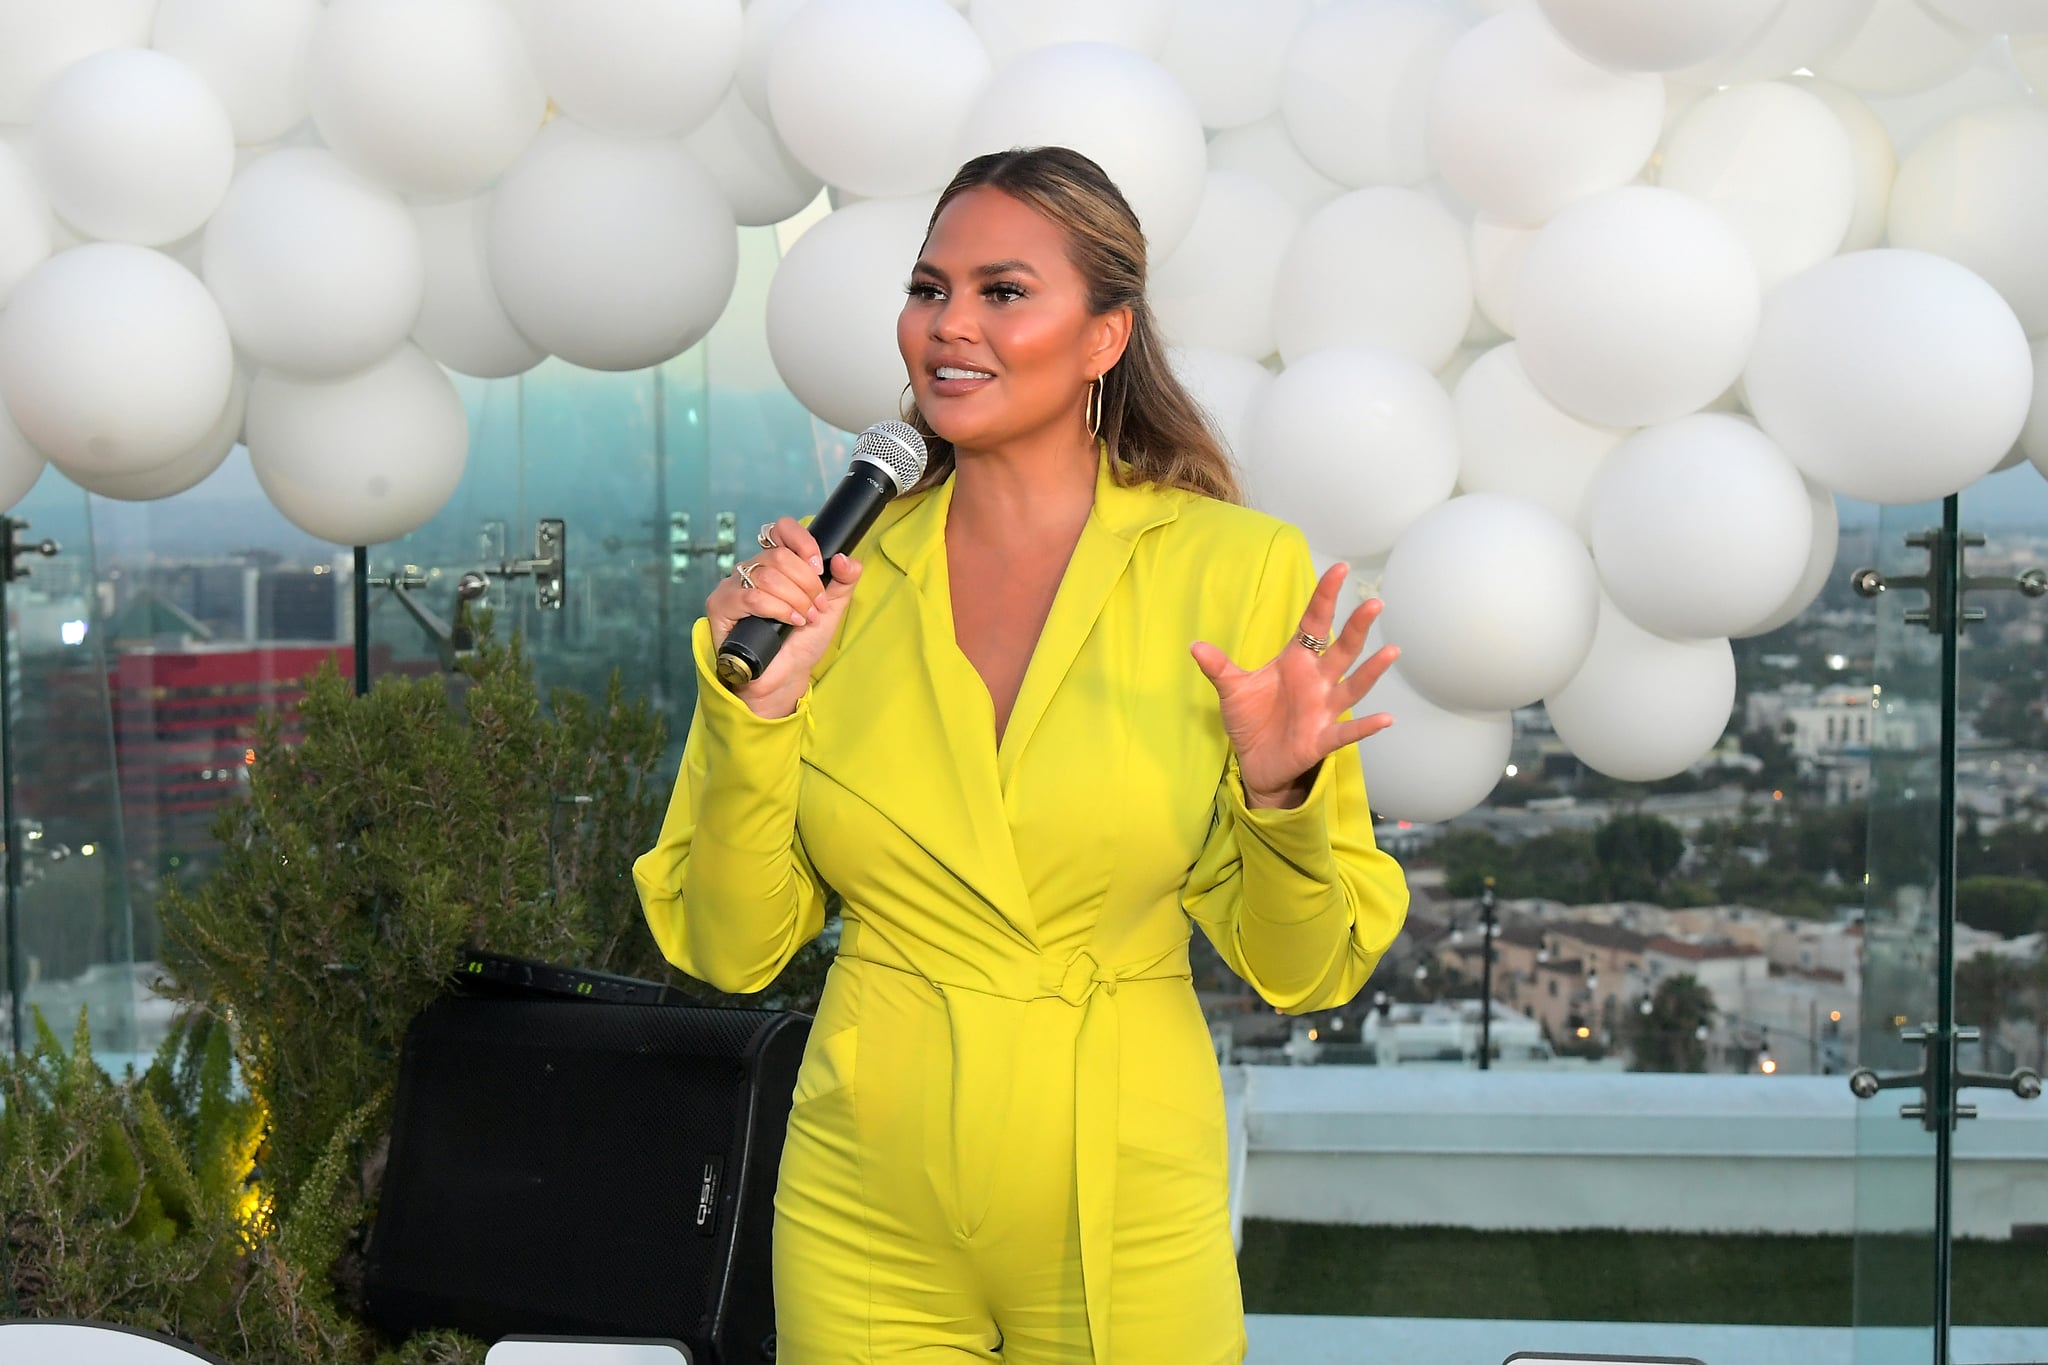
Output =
[
  {"x1": 705, "y1": 515, "x2": 862, "y2": 719},
  {"x1": 1190, "y1": 564, "x2": 1398, "y2": 809}
]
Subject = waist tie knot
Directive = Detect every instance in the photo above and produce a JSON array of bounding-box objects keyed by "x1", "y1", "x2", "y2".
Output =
[{"x1": 1048, "y1": 947, "x2": 1118, "y2": 1005}]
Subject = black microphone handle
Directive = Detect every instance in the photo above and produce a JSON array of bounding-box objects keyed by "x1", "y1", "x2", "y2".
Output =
[{"x1": 715, "y1": 462, "x2": 897, "y2": 691}]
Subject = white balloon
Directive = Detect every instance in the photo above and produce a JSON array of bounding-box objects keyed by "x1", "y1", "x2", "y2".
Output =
[
  {"x1": 1587, "y1": 414, "x2": 1813, "y2": 639},
  {"x1": 412, "y1": 197, "x2": 544, "y2": 380},
  {"x1": 524, "y1": 0, "x2": 742, "y2": 137},
  {"x1": 202, "y1": 148, "x2": 426, "y2": 378},
  {"x1": 1244, "y1": 346, "x2": 1459, "y2": 561},
  {"x1": 765, "y1": 194, "x2": 935, "y2": 433},
  {"x1": 32, "y1": 49, "x2": 235, "y2": 247},
  {"x1": 1355, "y1": 664, "x2": 1512, "y2": 824},
  {"x1": 1273, "y1": 188, "x2": 1472, "y2": 370},
  {"x1": 1814, "y1": 0, "x2": 1981, "y2": 97},
  {"x1": 1280, "y1": 0, "x2": 1461, "y2": 189},
  {"x1": 1152, "y1": 171, "x2": 1297, "y2": 359},
  {"x1": 1378, "y1": 492, "x2": 1600, "y2": 712},
  {"x1": 0, "y1": 141, "x2": 52, "y2": 308},
  {"x1": 1534, "y1": 0, "x2": 1779, "y2": 73},
  {"x1": 488, "y1": 120, "x2": 739, "y2": 372},
  {"x1": 1205, "y1": 114, "x2": 1346, "y2": 216},
  {"x1": 969, "y1": 0, "x2": 1175, "y2": 64},
  {"x1": 1744, "y1": 248, "x2": 2032, "y2": 504},
  {"x1": 1866, "y1": 43, "x2": 2033, "y2": 153},
  {"x1": 0, "y1": 244, "x2": 234, "y2": 476},
  {"x1": 2016, "y1": 337, "x2": 2048, "y2": 478},
  {"x1": 1469, "y1": 213, "x2": 1537, "y2": 338},
  {"x1": 1787, "y1": 76, "x2": 1898, "y2": 252},
  {"x1": 1435, "y1": 340, "x2": 1489, "y2": 390},
  {"x1": 736, "y1": 0, "x2": 808, "y2": 124},
  {"x1": 2017, "y1": 34, "x2": 2048, "y2": 91},
  {"x1": 956, "y1": 42, "x2": 1207, "y2": 257},
  {"x1": 1515, "y1": 186, "x2": 1759, "y2": 428},
  {"x1": 152, "y1": 0, "x2": 322, "y2": 146},
  {"x1": 71, "y1": 371, "x2": 246, "y2": 501},
  {"x1": 307, "y1": 0, "x2": 546, "y2": 198},
  {"x1": 1889, "y1": 103, "x2": 2048, "y2": 338},
  {"x1": 769, "y1": 0, "x2": 989, "y2": 198},
  {"x1": 1168, "y1": 345, "x2": 1272, "y2": 464},
  {"x1": 684, "y1": 87, "x2": 824, "y2": 228},
  {"x1": 0, "y1": 395, "x2": 48, "y2": 511},
  {"x1": 1680, "y1": 0, "x2": 1877, "y2": 84},
  {"x1": 1657, "y1": 83, "x2": 1856, "y2": 293},
  {"x1": 0, "y1": 0, "x2": 155, "y2": 124},
  {"x1": 1429, "y1": 5, "x2": 1664, "y2": 226},
  {"x1": 1545, "y1": 594, "x2": 1735, "y2": 783},
  {"x1": 246, "y1": 345, "x2": 468, "y2": 545},
  {"x1": 1738, "y1": 476, "x2": 1841, "y2": 638},
  {"x1": 1453, "y1": 342, "x2": 1628, "y2": 537},
  {"x1": 1925, "y1": 0, "x2": 2048, "y2": 33},
  {"x1": 1160, "y1": 0, "x2": 1310, "y2": 132}
]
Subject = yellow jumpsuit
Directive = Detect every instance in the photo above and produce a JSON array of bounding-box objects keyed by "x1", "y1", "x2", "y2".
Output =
[{"x1": 634, "y1": 450, "x2": 1409, "y2": 1364}]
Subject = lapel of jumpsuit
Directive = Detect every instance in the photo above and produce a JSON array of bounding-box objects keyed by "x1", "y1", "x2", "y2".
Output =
[{"x1": 875, "y1": 451, "x2": 1181, "y2": 1365}]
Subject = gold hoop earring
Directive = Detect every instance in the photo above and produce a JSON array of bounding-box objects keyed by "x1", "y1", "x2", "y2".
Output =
[{"x1": 1086, "y1": 375, "x2": 1104, "y2": 440}]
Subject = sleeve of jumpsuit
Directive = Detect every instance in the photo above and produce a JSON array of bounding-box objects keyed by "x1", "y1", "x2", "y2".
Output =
[
  {"x1": 1182, "y1": 522, "x2": 1411, "y2": 1015},
  {"x1": 631, "y1": 616, "x2": 829, "y2": 996}
]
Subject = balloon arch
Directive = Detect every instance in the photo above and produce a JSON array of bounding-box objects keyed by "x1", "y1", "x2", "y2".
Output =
[{"x1": 1, "y1": 0, "x2": 2044, "y2": 821}]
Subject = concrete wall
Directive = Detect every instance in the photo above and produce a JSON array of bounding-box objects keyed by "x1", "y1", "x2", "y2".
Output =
[{"x1": 1231, "y1": 1067, "x2": 2048, "y2": 1241}]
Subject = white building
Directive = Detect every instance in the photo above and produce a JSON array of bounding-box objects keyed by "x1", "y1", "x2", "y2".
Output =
[
  {"x1": 1782, "y1": 685, "x2": 1876, "y2": 758},
  {"x1": 1644, "y1": 935, "x2": 1769, "y2": 1001}
]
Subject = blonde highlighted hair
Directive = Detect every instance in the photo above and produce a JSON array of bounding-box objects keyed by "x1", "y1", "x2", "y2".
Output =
[{"x1": 900, "y1": 146, "x2": 1244, "y2": 504}]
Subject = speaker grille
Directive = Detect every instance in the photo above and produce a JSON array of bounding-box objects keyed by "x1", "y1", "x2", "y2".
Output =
[{"x1": 366, "y1": 997, "x2": 802, "y2": 1355}]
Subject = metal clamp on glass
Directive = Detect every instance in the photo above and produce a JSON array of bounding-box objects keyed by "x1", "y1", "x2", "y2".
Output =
[
  {"x1": 668, "y1": 510, "x2": 738, "y2": 583},
  {"x1": 369, "y1": 566, "x2": 489, "y2": 671},
  {"x1": 1852, "y1": 528, "x2": 2048, "y2": 634},
  {"x1": 1848, "y1": 1023, "x2": 2043, "y2": 1131}
]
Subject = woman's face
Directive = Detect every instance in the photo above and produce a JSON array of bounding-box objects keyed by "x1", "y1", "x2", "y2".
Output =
[{"x1": 898, "y1": 186, "x2": 1127, "y2": 454}]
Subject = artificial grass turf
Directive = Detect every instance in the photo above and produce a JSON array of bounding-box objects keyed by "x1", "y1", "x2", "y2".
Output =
[{"x1": 1237, "y1": 1222, "x2": 2048, "y2": 1327}]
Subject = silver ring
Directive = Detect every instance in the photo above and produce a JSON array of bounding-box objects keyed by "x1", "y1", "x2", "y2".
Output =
[
  {"x1": 734, "y1": 560, "x2": 758, "y2": 590},
  {"x1": 757, "y1": 522, "x2": 778, "y2": 550},
  {"x1": 1296, "y1": 630, "x2": 1329, "y2": 655}
]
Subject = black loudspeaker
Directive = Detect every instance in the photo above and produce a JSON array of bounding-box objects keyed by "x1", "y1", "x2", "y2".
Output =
[{"x1": 363, "y1": 992, "x2": 810, "y2": 1364}]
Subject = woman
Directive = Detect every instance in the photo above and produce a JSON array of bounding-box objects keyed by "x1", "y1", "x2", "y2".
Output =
[{"x1": 633, "y1": 146, "x2": 1409, "y2": 1364}]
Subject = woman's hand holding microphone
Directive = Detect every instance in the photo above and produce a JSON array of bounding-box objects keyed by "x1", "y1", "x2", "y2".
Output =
[{"x1": 706, "y1": 516, "x2": 862, "y2": 720}]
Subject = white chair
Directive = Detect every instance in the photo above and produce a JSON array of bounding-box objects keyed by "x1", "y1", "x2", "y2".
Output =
[
  {"x1": 0, "y1": 1320, "x2": 231, "y2": 1363},
  {"x1": 486, "y1": 1339, "x2": 692, "y2": 1365}
]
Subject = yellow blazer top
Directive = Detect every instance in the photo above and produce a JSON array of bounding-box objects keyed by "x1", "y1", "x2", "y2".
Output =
[{"x1": 634, "y1": 447, "x2": 1408, "y2": 1358}]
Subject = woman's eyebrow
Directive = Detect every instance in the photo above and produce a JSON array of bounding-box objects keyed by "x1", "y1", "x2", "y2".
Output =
[{"x1": 975, "y1": 258, "x2": 1040, "y2": 279}]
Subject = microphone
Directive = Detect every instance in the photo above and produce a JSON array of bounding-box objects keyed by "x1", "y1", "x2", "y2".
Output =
[{"x1": 714, "y1": 420, "x2": 929, "y2": 691}]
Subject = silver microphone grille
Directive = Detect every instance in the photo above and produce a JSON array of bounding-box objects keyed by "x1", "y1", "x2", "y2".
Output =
[{"x1": 853, "y1": 420, "x2": 929, "y2": 494}]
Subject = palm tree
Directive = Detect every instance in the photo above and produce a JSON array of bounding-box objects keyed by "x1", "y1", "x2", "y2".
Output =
[{"x1": 1956, "y1": 950, "x2": 2025, "y2": 1069}]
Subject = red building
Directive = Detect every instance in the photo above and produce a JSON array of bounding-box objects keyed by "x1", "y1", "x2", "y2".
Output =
[{"x1": 16, "y1": 591, "x2": 426, "y2": 866}]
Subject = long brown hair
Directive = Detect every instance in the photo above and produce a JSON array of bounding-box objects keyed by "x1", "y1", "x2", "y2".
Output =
[{"x1": 901, "y1": 146, "x2": 1243, "y2": 504}]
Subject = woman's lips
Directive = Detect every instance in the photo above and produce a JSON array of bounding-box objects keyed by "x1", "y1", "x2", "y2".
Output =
[{"x1": 928, "y1": 365, "x2": 995, "y2": 398}]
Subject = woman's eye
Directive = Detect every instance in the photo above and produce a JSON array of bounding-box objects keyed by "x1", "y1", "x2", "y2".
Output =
[
  {"x1": 985, "y1": 282, "x2": 1026, "y2": 303},
  {"x1": 905, "y1": 282, "x2": 944, "y2": 300}
]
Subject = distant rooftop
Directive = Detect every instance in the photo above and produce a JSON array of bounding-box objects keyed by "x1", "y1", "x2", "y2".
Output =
[
  {"x1": 1647, "y1": 936, "x2": 1766, "y2": 961},
  {"x1": 104, "y1": 591, "x2": 212, "y2": 644}
]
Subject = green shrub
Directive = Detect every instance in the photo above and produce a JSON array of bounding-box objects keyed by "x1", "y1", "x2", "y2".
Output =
[{"x1": 5, "y1": 627, "x2": 832, "y2": 1360}]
